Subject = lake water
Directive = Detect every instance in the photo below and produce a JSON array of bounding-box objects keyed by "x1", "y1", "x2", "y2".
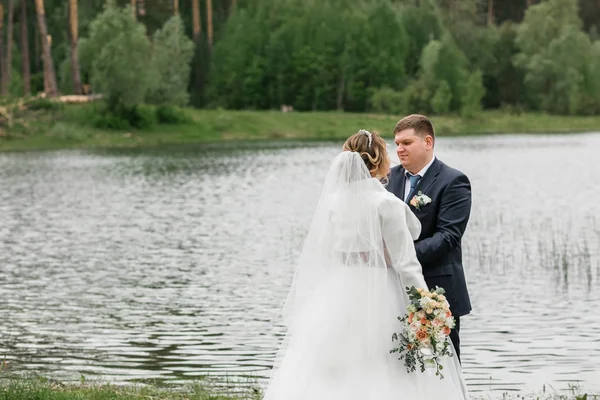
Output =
[{"x1": 1, "y1": 134, "x2": 599, "y2": 396}]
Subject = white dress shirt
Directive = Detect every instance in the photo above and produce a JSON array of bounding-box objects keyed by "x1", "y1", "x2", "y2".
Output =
[{"x1": 404, "y1": 155, "x2": 436, "y2": 202}]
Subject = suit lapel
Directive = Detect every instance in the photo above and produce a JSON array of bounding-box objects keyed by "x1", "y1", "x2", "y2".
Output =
[
  {"x1": 396, "y1": 166, "x2": 407, "y2": 201},
  {"x1": 400, "y1": 168, "x2": 407, "y2": 201},
  {"x1": 410, "y1": 158, "x2": 442, "y2": 206}
]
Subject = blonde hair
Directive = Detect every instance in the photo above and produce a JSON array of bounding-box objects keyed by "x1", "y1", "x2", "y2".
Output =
[{"x1": 342, "y1": 130, "x2": 388, "y2": 178}]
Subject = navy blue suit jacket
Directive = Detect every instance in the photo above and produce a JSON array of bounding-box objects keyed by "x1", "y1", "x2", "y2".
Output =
[{"x1": 387, "y1": 158, "x2": 472, "y2": 317}]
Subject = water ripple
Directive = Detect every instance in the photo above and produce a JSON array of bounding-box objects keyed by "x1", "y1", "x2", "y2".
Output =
[{"x1": 0, "y1": 136, "x2": 599, "y2": 394}]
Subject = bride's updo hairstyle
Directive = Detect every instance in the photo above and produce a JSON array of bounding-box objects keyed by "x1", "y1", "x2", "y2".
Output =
[{"x1": 342, "y1": 129, "x2": 388, "y2": 179}]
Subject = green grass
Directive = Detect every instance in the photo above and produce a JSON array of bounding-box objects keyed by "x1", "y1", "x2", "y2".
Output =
[
  {"x1": 1, "y1": 104, "x2": 600, "y2": 153},
  {"x1": 184, "y1": 109, "x2": 600, "y2": 139},
  {"x1": 0, "y1": 378, "x2": 597, "y2": 400},
  {"x1": 0, "y1": 378, "x2": 261, "y2": 400}
]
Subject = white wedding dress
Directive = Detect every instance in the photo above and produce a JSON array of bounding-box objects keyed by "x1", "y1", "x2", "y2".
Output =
[{"x1": 263, "y1": 151, "x2": 469, "y2": 400}]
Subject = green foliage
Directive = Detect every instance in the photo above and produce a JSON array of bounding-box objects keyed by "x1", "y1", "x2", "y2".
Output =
[
  {"x1": 484, "y1": 23, "x2": 526, "y2": 108},
  {"x1": 61, "y1": 102, "x2": 191, "y2": 131},
  {"x1": 83, "y1": 1, "x2": 156, "y2": 111},
  {"x1": 156, "y1": 105, "x2": 193, "y2": 125},
  {"x1": 548, "y1": 28, "x2": 592, "y2": 115},
  {"x1": 517, "y1": 0, "x2": 582, "y2": 56},
  {"x1": 208, "y1": 0, "x2": 409, "y2": 111},
  {"x1": 147, "y1": 16, "x2": 195, "y2": 106},
  {"x1": 431, "y1": 81, "x2": 452, "y2": 114},
  {"x1": 369, "y1": 86, "x2": 404, "y2": 114},
  {"x1": 434, "y1": 36, "x2": 470, "y2": 111},
  {"x1": 460, "y1": 70, "x2": 486, "y2": 119},
  {"x1": 514, "y1": 0, "x2": 600, "y2": 114},
  {"x1": 59, "y1": 58, "x2": 74, "y2": 96},
  {"x1": 420, "y1": 40, "x2": 443, "y2": 85},
  {"x1": 435, "y1": 0, "x2": 497, "y2": 74},
  {"x1": 128, "y1": 105, "x2": 158, "y2": 129},
  {"x1": 400, "y1": 2, "x2": 444, "y2": 78},
  {"x1": 580, "y1": 41, "x2": 600, "y2": 114},
  {"x1": 92, "y1": 111, "x2": 132, "y2": 130},
  {"x1": 87, "y1": 102, "x2": 158, "y2": 130},
  {"x1": 30, "y1": 73, "x2": 46, "y2": 96},
  {"x1": 8, "y1": 70, "x2": 24, "y2": 99},
  {"x1": 7, "y1": 0, "x2": 600, "y2": 118},
  {"x1": 399, "y1": 79, "x2": 432, "y2": 115},
  {"x1": 406, "y1": 35, "x2": 469, "y2": 114},
  {"x1": 77, "y1": 37, "x2": 95, "y2": 84},
  {"x1": 26, "y1": 98, "x2": 64, "y2": 111}
]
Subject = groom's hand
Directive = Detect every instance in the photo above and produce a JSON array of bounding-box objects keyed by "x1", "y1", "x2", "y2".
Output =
[{"x1": 415, "y1": 174, "x2": 471, "y2": 267}]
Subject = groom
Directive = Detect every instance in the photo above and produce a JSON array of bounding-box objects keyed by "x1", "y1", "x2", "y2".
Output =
[{"x1": 386, "y1": 114, "x2": 472, "y2": 361}]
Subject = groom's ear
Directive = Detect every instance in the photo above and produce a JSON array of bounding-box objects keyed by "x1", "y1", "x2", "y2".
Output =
[{"x1": 424, "y1": 135, "x2": 434, "y2": 150}]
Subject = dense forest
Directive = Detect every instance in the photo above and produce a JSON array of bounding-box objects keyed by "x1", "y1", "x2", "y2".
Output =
[{"x1": 3, "y1": 0, "x2": 600, "y2": 120}]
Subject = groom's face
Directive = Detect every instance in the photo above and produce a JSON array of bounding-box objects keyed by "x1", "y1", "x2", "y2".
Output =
[{"x1": 394, "y1": 128, "x2": 434, "y2": 174}]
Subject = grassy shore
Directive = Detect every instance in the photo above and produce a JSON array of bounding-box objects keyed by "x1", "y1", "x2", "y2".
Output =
[
  {"x1": 0, "y1": 378, "x2": 597, "y2": 400},
  {"x1": 1, "y1": 105, "x2": 600, "y2": 152},
  {"x1": 0, "y1": 378, "x2": 261, "y2": 400}
]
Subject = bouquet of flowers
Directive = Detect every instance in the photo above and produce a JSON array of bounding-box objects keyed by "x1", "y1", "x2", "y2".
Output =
[{"x1": 390, "y1": 286, "x2": 455, "y2": 379}]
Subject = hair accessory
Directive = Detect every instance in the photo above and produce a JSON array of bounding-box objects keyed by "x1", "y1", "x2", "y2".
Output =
[{"x1": 358, "y1": 129, "x2": 372, "y2": 148}]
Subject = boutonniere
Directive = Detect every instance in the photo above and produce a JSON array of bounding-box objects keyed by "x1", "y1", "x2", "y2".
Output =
[{"x1": 410, "y1": 191, "x2": 431, "y2": 210}]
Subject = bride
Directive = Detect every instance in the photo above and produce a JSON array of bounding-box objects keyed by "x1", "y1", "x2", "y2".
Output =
[{"x1": 263, "y1": 130, "x2": 469, "y2": 400}]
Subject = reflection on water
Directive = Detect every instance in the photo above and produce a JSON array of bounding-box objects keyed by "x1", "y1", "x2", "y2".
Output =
[{"x1": 0, "y1": 135, "x2": 599, "y2": 395}]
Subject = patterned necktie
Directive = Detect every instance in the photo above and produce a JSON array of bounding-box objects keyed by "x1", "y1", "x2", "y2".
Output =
[{"x1": 406, "y1": 173, "x2": 421, "y2": 203}]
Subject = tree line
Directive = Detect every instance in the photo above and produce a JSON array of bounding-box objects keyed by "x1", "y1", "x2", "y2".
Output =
[{"x1": 2, "y1": 0, "x2": 600, "y2": 119}]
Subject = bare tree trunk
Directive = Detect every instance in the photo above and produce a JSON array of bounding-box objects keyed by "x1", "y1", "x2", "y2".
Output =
[
  {"x1": 2, "y1": 0, "x2": 14, "y2": 95},
  {"x1": 231, "y1": 0, "x2": 237, "y2": 11},
  {"x1": 173, "y1": 0, "x2": 179, "y2": 15},
  {"x1": 527, "y1": 0, "x2": 534, "y2": 6},
  {"x1": 21, "y1": 0, "x2": 30, "y2": 95},
  {"x1": 69, "y1": 0, "x2": 82, "y2": 94},
  {"x1": 131, "y1": 0, "x2": 136, "y2": 18},
  {"x1": 192, "y1": 0, "x2": 201, "y2": 42},
  {"x1": 34, "y1": 0, "x2": 58, "y2": 97},
  {"x1": 487, "y1": 0, "x2": 494, "y2": 25},
  {"x1": 207, "y1": 0, "x2": 213, "y2": 50}
]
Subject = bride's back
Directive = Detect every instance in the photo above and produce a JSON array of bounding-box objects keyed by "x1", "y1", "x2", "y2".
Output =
[{"x1": 326, "y1": 181, "x2": 389, "y2": 268}]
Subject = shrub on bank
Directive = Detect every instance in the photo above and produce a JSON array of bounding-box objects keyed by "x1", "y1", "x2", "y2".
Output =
[{"x1": 61, "y1": 102, "x2": 192, "y2": 131}]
